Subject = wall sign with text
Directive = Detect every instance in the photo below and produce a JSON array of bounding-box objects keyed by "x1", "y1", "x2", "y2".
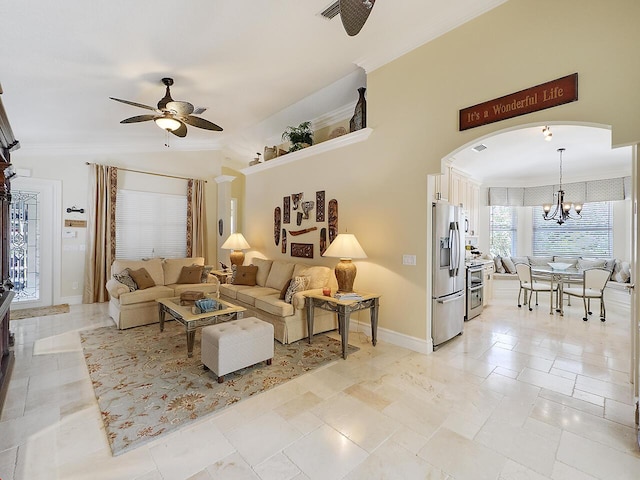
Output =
[{"x1": 459, "y1": 73, "x2": 578, "y2": 131}]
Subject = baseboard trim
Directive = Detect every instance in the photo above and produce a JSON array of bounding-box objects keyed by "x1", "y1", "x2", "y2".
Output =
[
  {"x1": 349, "y1": 320, "x2": 433, "y2": 354},
  {"x1": 60, "y1": 295, "x2": 83, "y2": 305}
]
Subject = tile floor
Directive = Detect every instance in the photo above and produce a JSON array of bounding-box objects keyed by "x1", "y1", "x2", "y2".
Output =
[{"x1": 1, "y1": 282, "x2": 639, "y2": 479}]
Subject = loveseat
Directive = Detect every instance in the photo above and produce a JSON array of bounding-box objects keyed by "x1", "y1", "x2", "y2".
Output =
[
  {"x1": 218, "y1": 257, "x2": 338, "y2": 344},
  {"x1": 106, "y1": 257, "x2": 220, "y2": 329}
]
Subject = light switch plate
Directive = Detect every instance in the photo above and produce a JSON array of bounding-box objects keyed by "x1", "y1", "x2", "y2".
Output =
[{"x1": 402, "y1": 254, "x2": 417, "y2": 266}]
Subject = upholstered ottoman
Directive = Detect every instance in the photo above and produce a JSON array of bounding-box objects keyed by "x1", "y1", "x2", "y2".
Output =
[{"x1": 201, "y1": 317, "x2": 274, "y2": 383}]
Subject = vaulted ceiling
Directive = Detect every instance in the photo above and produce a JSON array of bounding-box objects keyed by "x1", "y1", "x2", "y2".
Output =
[
  {"x1": 1, "y1": 1, "x2": 630, "y2": 184},
  {"x1": 2, "y1": 0, "x2": 504, "y2": 156}
]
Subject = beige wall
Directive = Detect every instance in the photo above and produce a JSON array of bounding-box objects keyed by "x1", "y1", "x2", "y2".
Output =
[
  {"x1": 243, "y1": 0, "x2": 640, "y2": 349},
  {"x1": 11, "y1": 149, "x2": 225, "y2": 302}
]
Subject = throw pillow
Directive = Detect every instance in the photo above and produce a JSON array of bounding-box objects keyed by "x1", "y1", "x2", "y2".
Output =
[
  {"x1": 230, "y1": 264, "x2": 238, "y2": 283},
  {"x1": 200, "y1": 265, "x2": 214, "y2": 283},
  {"x1": 284, "y1": 275, "x2": 310, "y2": 304},
  {"x1": 502, "y1": 257, "x2": 517, "y2": 274},
  {"x1": 577, "y1": 258, "x2": 606, "y2": 270},
  {"x1": 494, "y1": 256, "x2": 505, "y2": 274},
  {"x1": 129, "y1": 267, "x2": 156, "y2": 290},
  {"x1": 511, "y1": 256, "x2": 529, "y2": 266},
  {"x1": 528, "y1": 256, "x2": 553, "y2": 266},
  {"x1": 113, "y1": 268, "x2": 138, "y2": 292},
  {"x1": 582, "y1": 257, "x2": 615, "y2": 272},
  {"x1": 177, "y1": 265, "x2": 204, "y2": 284},
  {"x1": 613, "y1": 260, "x2": 631, "y2": 283},
  {"x1": 279, "y1": 278, "x2": 293, "y2": 300},
  {"x1": 232, "y1": 265, "x2": 258, "y2": 286}
]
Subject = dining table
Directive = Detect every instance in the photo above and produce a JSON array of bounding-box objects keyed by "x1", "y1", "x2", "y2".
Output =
[{"x1": 530, "y1": 266, "x2": 584, "y2": 315}]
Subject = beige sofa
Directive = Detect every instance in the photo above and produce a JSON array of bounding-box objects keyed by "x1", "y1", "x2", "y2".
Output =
[
  {"x1": 218, "y1": 258, "x2": 338, "y2": 344},
  {"x1": 106, "y1": 257, "x2": 220, "y2": 329}
]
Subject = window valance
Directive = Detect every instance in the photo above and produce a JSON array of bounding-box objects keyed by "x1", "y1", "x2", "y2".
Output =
[{"x1": 488, "y1": 177, "x2": 629, "y2": 206}]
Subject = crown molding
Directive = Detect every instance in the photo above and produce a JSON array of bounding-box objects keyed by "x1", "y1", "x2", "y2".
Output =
[
  {"x1": 15, "y1": 139, "x2": 225, "y2": 156},
  {"x1": 214, "y1": 175, "x2": 236, "y2": 184}
]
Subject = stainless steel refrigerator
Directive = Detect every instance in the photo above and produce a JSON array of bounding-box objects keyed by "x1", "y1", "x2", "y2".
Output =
[{"x1": 431, "y1": 201, "x2": 465, "y2": 347}]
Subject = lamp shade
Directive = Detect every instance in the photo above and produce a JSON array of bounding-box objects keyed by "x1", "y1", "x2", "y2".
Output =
[
  {"x1": 322, "y1": 234, "x2": 367, "y2": 259},
  {"x1": 221, "y1": 233, "x2": 250, "y2": 250}
]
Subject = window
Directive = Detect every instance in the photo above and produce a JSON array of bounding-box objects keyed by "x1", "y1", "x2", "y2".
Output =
[
  {"x1": 532, "y1": 201, "x2": 613, "y2": 257},
  {"x1": 116, "y1": 190, "x2": 187, "y2": 260},
  {"x1": 490, "y1": 206, "x2": 517, "y2": 257}
]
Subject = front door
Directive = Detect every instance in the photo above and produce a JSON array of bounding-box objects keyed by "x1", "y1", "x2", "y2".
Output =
[{"x1": 9, "y1": 178, "x2": 56, "y2": 309}]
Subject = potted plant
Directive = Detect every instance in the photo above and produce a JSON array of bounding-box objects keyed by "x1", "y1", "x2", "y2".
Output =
[{"x1": 282, "y1": 121, "x2": 314, "y2": 152}]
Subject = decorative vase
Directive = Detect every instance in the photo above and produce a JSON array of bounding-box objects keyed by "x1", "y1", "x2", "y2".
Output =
[{"x1": 349, "y1": 87, "x2": 367, "y2": 132}]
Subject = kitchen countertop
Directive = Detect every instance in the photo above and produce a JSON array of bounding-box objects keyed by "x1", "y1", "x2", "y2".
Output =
[{"x1": 465, "y1": 259, "x2": 493, "y2": 267}]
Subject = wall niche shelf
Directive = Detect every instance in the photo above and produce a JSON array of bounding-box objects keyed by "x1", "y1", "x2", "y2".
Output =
[{"x1": 240, "y1": 127, "x2": 373, "y2": 175}]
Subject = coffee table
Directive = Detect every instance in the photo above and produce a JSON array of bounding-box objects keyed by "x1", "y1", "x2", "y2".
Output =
[{"x1": 157, "y1": 295, "x2": 245, "y2": 357}]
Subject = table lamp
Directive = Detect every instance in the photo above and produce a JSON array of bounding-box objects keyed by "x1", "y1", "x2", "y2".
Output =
[
  {"x1": 221, "y1": 233, "x2": 250, "y2": 267},
  {"x1": 322, "y1": 233, "x2": 367, "y2": 293}
]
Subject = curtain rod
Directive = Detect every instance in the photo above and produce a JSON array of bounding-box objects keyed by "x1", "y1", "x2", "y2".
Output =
[{"x1": 85, "y1": 162, "x2": 207, "y2": 183}]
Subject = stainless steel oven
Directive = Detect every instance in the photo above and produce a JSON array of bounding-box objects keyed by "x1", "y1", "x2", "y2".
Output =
[{"x1": 466, "y1": 264, "x2": 484, "y2": 320}]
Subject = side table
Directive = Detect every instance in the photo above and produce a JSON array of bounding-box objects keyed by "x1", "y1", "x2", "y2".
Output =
[
  {"x1": 304, "y1": 292, "x2": 381, "y2": 359},
  {"x1": 211, "y1": 269, "x2": 233, "y2": 284}
]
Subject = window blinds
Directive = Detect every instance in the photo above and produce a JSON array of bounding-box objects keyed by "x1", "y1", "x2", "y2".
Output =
[
  {"x1": 532, "y1": 202, "x2": 613, "y2": 257},
  {"x1": 115, "y1": 189, "x2": 187, "y2": 260},
  {"x1": 488, "y1": 177, "x2": 628, "y2": 206}
]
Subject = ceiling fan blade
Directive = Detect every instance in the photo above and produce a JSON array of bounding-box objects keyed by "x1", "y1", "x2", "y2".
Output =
[
  {"x1": 170, "y1": 122, "x2": 188, "y2": 138},
  {"x1": 120, "y1": 114, "x2": 157, "y2": 124},
  {"x1": 340, "y1": 0, "x2": 376, "y2": 36},
  {"x1": 181, "y1": 115, "x2": 223, "y2": 131},
  {"x1": 110, "y1": 97, "x2": 158, "y2": 112},
  {"x1": 166, "y1": 101, "x2": 194, "y2": 116},
  {"x1": 193, "y1": 107, "x2": 207, "y2": 115}
]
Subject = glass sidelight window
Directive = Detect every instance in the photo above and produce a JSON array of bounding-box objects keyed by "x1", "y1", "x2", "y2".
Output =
[{"x1": 9, "y1": 190, "x2": 40, "y2": 302}]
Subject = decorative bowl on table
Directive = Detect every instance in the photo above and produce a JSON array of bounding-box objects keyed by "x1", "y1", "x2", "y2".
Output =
[{"x1": 548, "y1": 262, "x2": 572, "y2": 270}]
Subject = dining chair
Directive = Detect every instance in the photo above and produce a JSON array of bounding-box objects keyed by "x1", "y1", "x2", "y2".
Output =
[
  {"x1": 516, "y1": 263, "x2": 557, "y2": 311},
  {"x1": 563, "y1": 268, "x2": 611, "y2": 321}
]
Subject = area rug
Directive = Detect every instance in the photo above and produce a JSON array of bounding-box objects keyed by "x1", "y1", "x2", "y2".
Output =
[
  {"x1": 80, "y1": 321, "x2": 356, "y2": 456},
  {"x1": 10, "y1": 303, "x2": 70, "y2": 320}
]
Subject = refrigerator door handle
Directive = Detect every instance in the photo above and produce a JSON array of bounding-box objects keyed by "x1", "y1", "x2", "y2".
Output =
[
  {"x1": 437, "y1": 292, "x2": 465, "y2": 304},
  {"x1": 449, "y1": 222, "x2": 460, "y2": 277}
]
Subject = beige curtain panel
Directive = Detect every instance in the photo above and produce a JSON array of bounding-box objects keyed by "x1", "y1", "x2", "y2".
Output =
[
  {"x1": 186, "y1": 179, "x2": 207, "y2": 259},
  {"x1": 83, "y1": 164, "x2": 118, "y2": 303}
]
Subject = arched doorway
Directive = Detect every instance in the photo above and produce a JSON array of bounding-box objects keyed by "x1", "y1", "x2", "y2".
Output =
[{"x1": 428, "y1": 122, "x2": 638, "y2": 437}]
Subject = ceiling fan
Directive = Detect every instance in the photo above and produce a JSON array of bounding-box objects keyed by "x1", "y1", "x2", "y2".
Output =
[
  {"x1": 340, "y1": 0, "x2": 376, "y2": 36},
  {"x1": 110, "y1": 77, "x2": 223, "y2": 138}
]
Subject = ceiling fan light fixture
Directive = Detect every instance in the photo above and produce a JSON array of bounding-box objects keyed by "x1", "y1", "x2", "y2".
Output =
[{"x1": 155, "y1": 116, "x2": 181, "y2": 131}]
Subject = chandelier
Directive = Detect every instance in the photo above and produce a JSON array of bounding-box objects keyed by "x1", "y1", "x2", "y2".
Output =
[{"x1": 542, "y1": 148, "x2": 583, "y2": 225}]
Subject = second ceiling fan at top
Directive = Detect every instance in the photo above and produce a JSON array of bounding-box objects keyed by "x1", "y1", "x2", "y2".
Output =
[
  {"x1": 110, "y1": 77, "x2": 223, "y2": 138},
  {"x1": 340, "y1": 0, "x2": 376, "y2": 36}
]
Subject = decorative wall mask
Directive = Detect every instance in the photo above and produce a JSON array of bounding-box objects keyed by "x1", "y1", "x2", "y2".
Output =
[
  {"x1": 281, "y1": 229, "x2": 287, "y2": 254},
  {"x1": 291, "y1": 243, "x2": 314, "y2": 258},
  {"x1": 283, "y1": 196, "x2": 291, "y2": 224},
  {"x1": 296, "y1": 211, "x2": 303, "y2": 226},
  {"x1": 301, "y1": 201, "x2": 314, "y2": 220},
  {"x1": 316, "y1": 191, "x2": 325, "y2": 222},
  {"x1": 320, "y1": 228, "x2": 327, "y2": 255},
  {"x1": 274, "y1": 207, "x2": 281, "y2": 246},
  {"x1": 291, "y1": 193, "x2": 303, "y2": 210},
  {"x1": 328, "y1": 199, "x2": 338, "y2": 244}
]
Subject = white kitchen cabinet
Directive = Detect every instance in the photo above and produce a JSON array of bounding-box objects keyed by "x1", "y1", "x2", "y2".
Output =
[{"x1": 448, "y1": 167, "x2": 480, "y2": 235}]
